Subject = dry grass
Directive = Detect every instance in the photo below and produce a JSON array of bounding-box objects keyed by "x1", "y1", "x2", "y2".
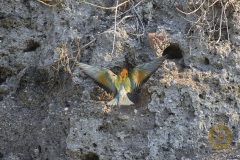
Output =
[
  {"x1": 55, "y1": 43, "x2": 71, "y2": 73},
  {"x1": 80, "y1": 0, "x2": 145, "y2": 54},
  {"x1": 81, "y1": 0, "x2": 133, "y2": 54},
  {"x1": 177, "y1": 0, "x2": 238, "y2": 43},
  {"x1": 54, "y1": 37, "x2": 95, "y2": 74},
  {"x1": 37, "y1": 0, "x2": 64, "y2": 7},
  {"x1": 80, "y1": 0, "x2": 130, "y2": 10},
  {"x1": 47, "y1": 0, "x2": 145, "y2": 66}
]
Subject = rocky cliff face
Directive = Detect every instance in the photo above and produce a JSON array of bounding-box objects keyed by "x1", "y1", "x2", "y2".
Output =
[{"x1": 0, "y1": 0, "x2": 239, "y2": 159}]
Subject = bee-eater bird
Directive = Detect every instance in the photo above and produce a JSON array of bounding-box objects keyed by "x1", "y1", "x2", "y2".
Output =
[{"x1": 77, "y1": 55, "x2": 168, "y2": 106}]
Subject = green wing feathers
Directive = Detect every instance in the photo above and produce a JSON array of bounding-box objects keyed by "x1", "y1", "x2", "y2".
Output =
[
  {"x1": 77, "y1": 63, "x2": 117, "y2": 94},
  {"x1": 130, "y1": 56, "x2": 166, "y2": 91}
]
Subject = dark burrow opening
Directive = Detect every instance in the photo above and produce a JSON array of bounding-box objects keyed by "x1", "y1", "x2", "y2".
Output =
[
  {"x1": 82, "y1": 152, "x2": 99, "y2": 160},
  {"x1": 23, "y1": 40, "x2": 40, "y2": 52},
  {"x1": 162, "y1": 43, "x2": 183, "y2": 59},
  {"x1": 204, "y1": 57, "x2": 210, "y2": 65}
]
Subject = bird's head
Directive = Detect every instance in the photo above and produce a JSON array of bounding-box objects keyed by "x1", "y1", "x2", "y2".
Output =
[{"x1": 120, "y1": 69, "x2": 128, "y2": 81}]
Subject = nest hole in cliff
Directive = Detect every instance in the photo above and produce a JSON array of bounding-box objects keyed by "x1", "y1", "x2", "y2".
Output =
[
  {"x1": 23, "y1": 40, "x2": 40, "y2": 52},
  {"x1": 204, "y1": 57, "x2": 210, "y2": 65},
  {"x1": 81, "y1": 152, "x2": 99, "y2": 160},
  {"x1": 162, "y1": 43, "x2": 183, "y2": 59}
]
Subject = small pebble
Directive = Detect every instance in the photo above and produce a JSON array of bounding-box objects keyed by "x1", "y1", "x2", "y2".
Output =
[{"x1": 118, "y1": 115, "x2": 129, "y2": 120}]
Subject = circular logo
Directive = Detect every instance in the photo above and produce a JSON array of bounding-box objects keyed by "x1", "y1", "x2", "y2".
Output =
[{"x1": 208, "y1": 124, "x2": 233, "y2": 149}]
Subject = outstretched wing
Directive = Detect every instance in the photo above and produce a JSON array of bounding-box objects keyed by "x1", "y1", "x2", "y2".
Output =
[
  {"x1": 77, "y1": 63, "x2": 117, "y2": 94},
  {"x1": 129, "y1": 56, "x2": 166, "y2": 92}
]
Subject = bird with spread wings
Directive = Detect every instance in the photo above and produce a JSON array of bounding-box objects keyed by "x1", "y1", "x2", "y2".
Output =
[{"x1": 77, "y1": 55, "x2": 168, "y2": 106}]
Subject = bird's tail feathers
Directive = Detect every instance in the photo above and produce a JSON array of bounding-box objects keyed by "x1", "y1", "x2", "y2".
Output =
[
  {"x1": 120, "y1": 94, "x2": 134, "y2": 106},
  {"x1": 107, "y1": 97, "x2": 118, "y2": 106},
  {"x1": 107, "y1": 94, "x2": 134, "y2": 106}
]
